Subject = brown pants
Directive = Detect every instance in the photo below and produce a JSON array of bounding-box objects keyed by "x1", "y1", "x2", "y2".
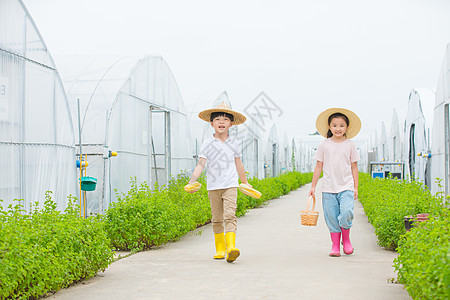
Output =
[{"x1": 208, "y1": 187, "x2": 238, "y2": 234}]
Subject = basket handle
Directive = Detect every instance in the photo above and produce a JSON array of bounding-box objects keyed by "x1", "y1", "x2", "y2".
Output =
[{"x1": 306, "y1": 196, "x2": 316, "y2": 211}]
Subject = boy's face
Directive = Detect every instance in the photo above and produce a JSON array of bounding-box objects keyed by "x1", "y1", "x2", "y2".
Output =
[
  {"x1": 210, "y1": 115, "x2": 233, "y2": 134},
  {"x1": 329, "y1": 117, "x2": 348, "y2": 137}
]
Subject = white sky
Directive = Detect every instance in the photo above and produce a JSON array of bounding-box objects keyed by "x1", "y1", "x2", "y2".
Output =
[{"x1": 23, "y1": 0, "x2": 450, "y2": 141}]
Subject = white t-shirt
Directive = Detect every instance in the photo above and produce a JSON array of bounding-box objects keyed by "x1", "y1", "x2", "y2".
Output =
[
  {"x1": 314, "y1": 138, "x2": 360, "y2": 193},
  {"x1": 199, "y1": 135, "x2": 242, "y2": 190}
]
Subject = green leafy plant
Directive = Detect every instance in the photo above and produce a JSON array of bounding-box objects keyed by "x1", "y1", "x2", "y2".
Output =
[
  {"x1": 358, "y1": 173, "x2": 449, "y2": 299},
  {"x1": 393, "y1": 211, "x2": 449, "y2": 300},
  {"x1": 358, "y1": 173, "x2": 445, "y2": 250},
  {"x1": 0, "y1": 193, "x2": 113, "y2": 300},
  {"x1": 104, "y1": 172, "x2": 313, "y2": 251},
  {"x1": 105, "y1": 175, "x2": 211, "y2": 251}
]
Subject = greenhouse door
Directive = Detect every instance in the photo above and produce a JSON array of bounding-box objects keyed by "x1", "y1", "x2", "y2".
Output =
[
  {"x1": 409, "y1": 124, "x2": 415, "y2": 179},
  {"x1": 150, "y1": 106, "x2": 171, "y2": 188}
]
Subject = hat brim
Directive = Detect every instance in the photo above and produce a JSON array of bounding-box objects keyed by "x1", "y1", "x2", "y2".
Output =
[
  {"x1": 315, "y1": 108, "x2": 361, "y2": 139},
  {"x1": 198, "y1": 108, "x2": 246, "y2": 125}
]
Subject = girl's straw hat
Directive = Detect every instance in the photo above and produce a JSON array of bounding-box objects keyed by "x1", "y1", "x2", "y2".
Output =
[
  {"x1": 316, "y1": 108, "x2": 361, "y2": 139},
  {"x1": 198, "y1": 101, "x2": 247, "y2": 125}
]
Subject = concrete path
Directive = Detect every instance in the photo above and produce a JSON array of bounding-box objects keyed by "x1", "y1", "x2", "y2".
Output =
[{"x1": 47, "y1": 181, "x2": 411, "y2": 300}]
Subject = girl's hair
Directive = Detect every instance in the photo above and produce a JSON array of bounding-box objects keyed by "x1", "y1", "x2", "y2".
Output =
[
  {"x1": 210, "y1": 112, "x2": 234, "y2": 122},
  {"x1": 327, "y1": 113, "x2": 349, "y2": 138}
]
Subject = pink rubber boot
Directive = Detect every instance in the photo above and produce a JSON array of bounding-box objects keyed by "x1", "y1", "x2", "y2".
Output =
[
  {"x1": 341, "y1": 227, "x2": 354, "y2": 255},
  {"x1": 329, "y1": 232, "x2": 341, "y2": 257}
]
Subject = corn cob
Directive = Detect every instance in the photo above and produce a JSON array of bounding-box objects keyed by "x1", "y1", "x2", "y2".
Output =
[
  {"x1": 184, "y1": 181, "x2": 202, "y2": 193},
  {"x1": 239, "y1": 183, "x2": 262, "y2": 199}
]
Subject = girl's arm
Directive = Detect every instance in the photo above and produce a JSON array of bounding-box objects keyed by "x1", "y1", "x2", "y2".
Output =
[
  {"x1": 351, "y1": 161, "x2": 358, "y2": 199},
  {"x1": 235, "y1": 157, "x2": 250, "y2": 186},
  {"x1": 309, "y1": 161, "x2": 323, "y2": 198},
  {"x1": 188, "y1": 158, "x2": 206, "y2": 184}
]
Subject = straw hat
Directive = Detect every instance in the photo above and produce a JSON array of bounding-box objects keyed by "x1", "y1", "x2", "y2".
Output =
[
  {"x1": 198, "y1": 101, "x2": 246, "y2": 125},
  {"x1": 315, "y1": 108, "x2": 361, "y2": 139}
]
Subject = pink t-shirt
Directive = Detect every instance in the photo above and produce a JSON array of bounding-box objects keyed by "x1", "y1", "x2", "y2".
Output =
[{"x1": 314, "y1": 138, "x2": 360, "y2": 193}]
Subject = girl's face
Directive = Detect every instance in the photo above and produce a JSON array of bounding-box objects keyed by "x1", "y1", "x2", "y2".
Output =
[
  {"x1": 211, "y1": 115, "x2": 232, "y2": 134},
  {"x1": 329, "y1": 117, "x2": 348, "y2": 137}
]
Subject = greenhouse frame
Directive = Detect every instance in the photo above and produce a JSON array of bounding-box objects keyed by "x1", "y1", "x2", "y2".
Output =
[
  {"x1": 0, "y1": 0, "x2": 77, "y2": 212},
  {"x1": 58, "y1": 55, "x2": 194, "y2": 214}
]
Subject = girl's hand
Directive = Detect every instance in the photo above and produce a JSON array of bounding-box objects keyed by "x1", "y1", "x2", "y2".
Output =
[
  {"x1": 354, "y1": 189, "x2": 358, "y2": 199},
  {"x1": 309, "y1": 188, "x2": 315, "y2": 198}
]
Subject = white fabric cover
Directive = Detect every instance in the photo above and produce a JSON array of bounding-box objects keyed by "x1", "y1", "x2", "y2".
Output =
[
  {"x1": 404, "y1": 89, "x2": 434, "y2": 184},
  {"x1": 431, "y1": 44, "x2": 450, "y2": 194},
  {"x1": 59, "y1": 55, "x2": 193, "y2": 214},
  {"x1": 0, "y1": 0, "x2": 77, "y2": 212}
]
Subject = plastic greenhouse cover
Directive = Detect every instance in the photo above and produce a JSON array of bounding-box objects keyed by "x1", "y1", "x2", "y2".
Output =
[
  {"x1": 56, "y1": 55, "x2": 193, "y2": 213},
  {"x1": 0, "y1": 0, "x2": 77, "y2": 212}
]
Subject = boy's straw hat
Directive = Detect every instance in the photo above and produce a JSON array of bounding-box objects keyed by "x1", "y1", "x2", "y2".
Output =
[
  {"x1": 316, "y1": 108, "x2": 361, "y2": 139},
  {"x1": 198, "y1": 101, "x2": 246, "y2": 125}
]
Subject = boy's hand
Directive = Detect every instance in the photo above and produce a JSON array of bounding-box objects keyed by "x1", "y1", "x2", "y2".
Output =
[
  {"x1": 184, "y1": 182, "x2": 202, "y2": 193},
  {"x1": 242, "y1": 181, "x2": 252, "y2": 188}
]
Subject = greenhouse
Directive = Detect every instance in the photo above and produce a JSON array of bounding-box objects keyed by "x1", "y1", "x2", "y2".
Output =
[
  {"x1": 369, "y1": 130, "x2": 379, "y2": 162},
  {"x1": 292, "y1": 138, "x2": 301, "y2": 172},
  {"x1": 297, "y1": 134, "x2": 323, "y2": 173},
  {"x1": 354, "y1": 139, "x2": 369, "y2": 173},
  {"x1": 280, "y1": 133, "x2": 292, "y2": 173},
  {"x1": 389, "y1": 109, "x2": 402, "y2": 162},
  {"x1": 58, "y1": 55, "x2": 194, "y2": 214},
  {"x1": 403, "y1": 89, "x2": 434, "y2": 184},
  {"x1": 430, "y1": 43, "x2": 450, "y2": 195},
  {"x1": 0, "y1": 0, "x2": 77, "y2": 212},
  {"x1": 264, "y1": 125, "x2": 280, "y2": 177},
  {"x1": 379, "y1": 122, "x2": 389, "y2": 161},
  {"x1": 241, "y1": 115, "x2": 264, "y2": 179}
]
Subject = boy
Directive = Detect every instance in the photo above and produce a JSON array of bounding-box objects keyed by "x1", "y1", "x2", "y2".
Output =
[{"x1": 187, "y1": 101, "x2": 250, "y2": 263}]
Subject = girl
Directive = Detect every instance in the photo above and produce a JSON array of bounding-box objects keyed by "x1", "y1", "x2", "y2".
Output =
[{"x1": 309, "y1": 108, "x2": 361, "y2": 257}]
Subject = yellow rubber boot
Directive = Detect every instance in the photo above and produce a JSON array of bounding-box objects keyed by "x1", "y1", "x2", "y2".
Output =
[
  {"x1": 225, "y1": 232, "x2": 240, "y2": 263},
  {"x1": 214, "y1": 233, "x2": 226, "y2": 259}
]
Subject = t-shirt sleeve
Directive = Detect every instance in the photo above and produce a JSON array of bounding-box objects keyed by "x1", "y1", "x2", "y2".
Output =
[
  {"x1": 198, "y1": 140, "x2": 209, "y2": 160},
  {"x1": 314, "y1": 141, "x2": 324, "y2": 162},
  {"x1": 350, "y1": 142, "x2": 360, "y2": 162}
]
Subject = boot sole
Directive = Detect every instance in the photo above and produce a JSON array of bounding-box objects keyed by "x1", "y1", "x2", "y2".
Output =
[
  {"x1": 329, "y1": 253, "x2": 340, "y2": 257},
  {"x1": 226, "y1": 250, "x2": 240, "y2": 263}
]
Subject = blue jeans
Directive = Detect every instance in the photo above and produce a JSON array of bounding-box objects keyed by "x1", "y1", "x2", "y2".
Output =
[{"x1": 322, "y1": 191, "x2": 354, "y2": 233}]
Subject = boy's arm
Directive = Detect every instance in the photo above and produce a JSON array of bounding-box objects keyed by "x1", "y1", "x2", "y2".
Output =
[
  {"x1": 234, "y1": 157, "x2": 249, "y2": 185},
  {"x1": 309, "y1": 161, "x2": 323, "y2": 198},
  {"x1": 351, "y1": 161, "x2": 358, "y2": 199},
  {"x1": 189, "y1": 158, "x2": 206, "y2": 184}
]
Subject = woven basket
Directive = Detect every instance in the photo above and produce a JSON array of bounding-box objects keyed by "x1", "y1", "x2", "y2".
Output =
[{"x1": 300, "y1": 196, "x2": 319, "y2": 226}]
